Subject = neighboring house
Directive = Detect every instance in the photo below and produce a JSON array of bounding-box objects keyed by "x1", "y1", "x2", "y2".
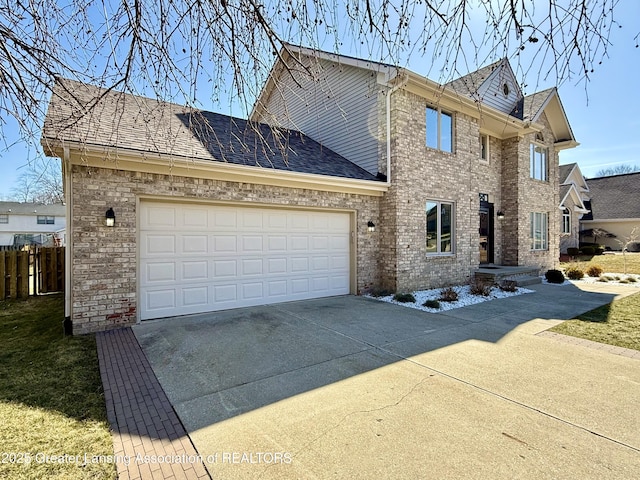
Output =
[
  {"x1": 0, "y1": 202, "x2": 66, "y2": 247},
  {"x1": 581, "y1": 172, "x2": 640, "y2": 251},
  {"x1": 41, "y1": 45, "x2": 578, "y2": 334},
  {"x1": 558, "y1": 163, "x2": 590, "y2": 253}
]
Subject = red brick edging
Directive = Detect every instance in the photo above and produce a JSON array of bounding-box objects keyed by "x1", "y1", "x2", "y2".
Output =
[{"x1": 96, "y1": 328, "x2": 211, "y2": 480}]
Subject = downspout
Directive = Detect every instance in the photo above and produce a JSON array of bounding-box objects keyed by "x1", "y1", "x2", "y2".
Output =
[
  {"x1": 62, "y1": 145, "x2": 73, "y2": 335},
  {"x1": 385, "y1": 72, "x2": 409, "y2": 184}
]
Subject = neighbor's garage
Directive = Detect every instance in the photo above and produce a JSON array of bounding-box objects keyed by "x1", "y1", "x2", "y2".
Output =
[{"x1": 139, "y1": 200, "x2": 352, "y2": 320}]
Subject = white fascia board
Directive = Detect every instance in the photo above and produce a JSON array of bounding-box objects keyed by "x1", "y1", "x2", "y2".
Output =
[{"x1": 45, "y1": 141, "x2": 389, "y2": 197}]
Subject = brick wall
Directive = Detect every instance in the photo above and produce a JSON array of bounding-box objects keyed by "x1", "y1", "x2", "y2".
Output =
[{"x1": 70, "y1": 164, "x2": 381, "y2": 334}]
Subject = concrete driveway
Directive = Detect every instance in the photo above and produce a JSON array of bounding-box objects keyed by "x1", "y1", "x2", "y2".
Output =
[{"x1": 133, "y1": 283, "x2": 640, "y2": 479}]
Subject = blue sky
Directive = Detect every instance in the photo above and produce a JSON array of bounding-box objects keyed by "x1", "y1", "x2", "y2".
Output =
[{"x1": 1, "y1": 2, "x2": 638, "y2": 197}]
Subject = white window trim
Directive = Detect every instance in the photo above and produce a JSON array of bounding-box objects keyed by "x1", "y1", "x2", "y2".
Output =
[
  {"x1": 480, "y1": 134, "x2": 489, "y2": 164},
  {"x1": 37, "y1": 215, "x2": 55, "y2": 225},
  {"x1": 0, "y1": 214, "x2": 8, "y2": 224},
  {"x1": 426, "y1": 200, "x2": 455, "y2": 256},
  {"x1": 562, "y1": 209, "x2": 571, "y2": 235},
  {"x1": 530, "y1": 212, "x2": 549, "y2": 250},
  {"x1": 426, "y1": 105, "x2": 454, "y2": 153},
  {"x1": 530, "y1": 143, "x2": 548, "y2": 181}
]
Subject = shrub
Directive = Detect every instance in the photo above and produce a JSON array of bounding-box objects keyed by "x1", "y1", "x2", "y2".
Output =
[
  {"x1": 565, "y1": 267, "x2": 584, "y2": 280},
  {"x1": 499, "y1": 279, "x2": 518, "y2": 292},
  {"x1": 545, "y1": 269, "x2": 565, "y2": 284},
  {"x1": 393, "y1": 293, "x2": 416, "y2": 303},
  {"x1": 627, "y1": 276, "x2": 638, "y2": 283},
  {"x1": 580, "y1": 246, "x2": 595, "y2": 255},
  {"x1": 595, "y1": 247, "x2": 605, "y2": 255},
  {"x1": 469, "y1": 277, "x2": 493, "y2": 296},
  {"x1": 567, "y1": 247, "x2": 580, "y2": 257},
  {"x1": 423, "y1": 299, "x2": 441, "y2": 309},
  {"x1": 439, "y1": 287, "x2": 459, "y2": 302},
  {"x1": 368, "y1": 287, "x2": 394, "y2": 298},
  {"x1": 586, "y1": 265, "x2": 604, "y2": 277},
  {"x1": 597, "y1": 277, "x2": 609, "y2": 282}
]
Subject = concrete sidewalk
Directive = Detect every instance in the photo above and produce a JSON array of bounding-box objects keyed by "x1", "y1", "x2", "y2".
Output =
[{"x1": 132, "y1": 282, "x2": 640, "y2": 479}]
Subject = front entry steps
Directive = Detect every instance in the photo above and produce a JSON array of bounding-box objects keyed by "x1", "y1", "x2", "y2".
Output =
[{"x1": 475, "y1": 265, "x2": 542, "y2": 287}]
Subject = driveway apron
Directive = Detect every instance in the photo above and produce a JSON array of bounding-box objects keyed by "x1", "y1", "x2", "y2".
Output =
[{"x1": 128, "y1": 283, "x2": 640, "y2": 479}]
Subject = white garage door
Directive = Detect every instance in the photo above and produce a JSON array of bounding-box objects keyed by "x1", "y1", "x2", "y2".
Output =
[{"x1": 139, "y1": 201, "x2": 351, "y2": 320}]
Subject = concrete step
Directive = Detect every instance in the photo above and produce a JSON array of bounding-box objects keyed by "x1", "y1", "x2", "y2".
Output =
[{"x1": 513, "y1": 275, "x2": 542, "y2": 287}]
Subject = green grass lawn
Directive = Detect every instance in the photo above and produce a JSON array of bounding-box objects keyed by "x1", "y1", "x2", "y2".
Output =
[
  {"x1": 550, "y1": 291, "x2": 640, "y2": 351},
  {"x1": 0, "y1": 294, "x2": 116, "y2": 479},
  {"x1": 560, "y1": 252, "x2": 640, "y2": 275}
]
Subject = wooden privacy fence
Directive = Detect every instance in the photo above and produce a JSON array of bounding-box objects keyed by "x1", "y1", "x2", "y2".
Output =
[{"x1": 0, "y1": 247, "x2": 65, "y2": 300}]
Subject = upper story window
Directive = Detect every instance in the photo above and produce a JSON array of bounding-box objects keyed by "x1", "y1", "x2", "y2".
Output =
[
  {"x1": 37, "y1": 215, "x2": 55, "y2": 225},
  {"x1": 480, "y1": 134, "x2": 489, "y2": 163},
  {"x1": 530, "y1": 143, "x2": 548, "y2": 181},
  {"x1": 426, "y1": 106, "x2": 453, "y2": 153},
  {"x1": 426, "y1": 200, "x2": 455, "y2": 255},
  {"x1": 0, "y1": 214, "x2": 8, "y2": 224},
  {"x1": 562, "y1": 208, "x2": 571, "y2": 234}
]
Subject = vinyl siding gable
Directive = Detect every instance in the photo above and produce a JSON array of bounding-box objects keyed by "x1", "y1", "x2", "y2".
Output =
[
  {"x1": 476, "y1": 63, "x2": 522, "y2": 115},
  {"x1": 254, "y1": 56, "x2": 382, "y2": 175}
]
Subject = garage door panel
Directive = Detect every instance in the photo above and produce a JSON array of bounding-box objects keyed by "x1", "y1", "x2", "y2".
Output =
[
  {"x1": 241, "y1": 258, "x2": 263, "y2": 275},
  {"x1": 144, "y1": 235, "x2": 176, "y2": 255},
  {"x1": 182, "y1": 261, "x2": 208, "y2": 280},
  {"x1": 140, "y1": 202, "x2": 351, "y2": 320},
  {"x1": 214, "y1": 260, "x2": 237, "y2": 277},
  {"x1": 146, "y1": 262, "x2": 176, "y2": 282},
  {"x1": 146, "y1": 289, "x2": 176, "y2": 310},
  {"x1": 182, "y1": 208, "x2": 209, "y2": 228},
  {"x1": 182, "y1": 235, "x2": 208, "y2": 254},
  {"x1": 182, "y1": 286, "x2": 209, "y2": 306},
  {"x1": 213, "y1": 235, "x2": 237, "y2": 252}
]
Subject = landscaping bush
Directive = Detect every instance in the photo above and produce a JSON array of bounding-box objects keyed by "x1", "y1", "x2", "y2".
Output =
[
  {"x1": 439, "y1": 287, "x2": 459, "y2": 302},
  {"x1": 627, "y1": 276, "x2": 638, "y2": 283},
  {"x1": 586, "y1": 265, "x2": 604, "y2": 277},
  {"x1": 567, "y1": 247, "x2": 580, "y2": 257},
  {"x1": 368, "y1": 287, "x2": 394, "y2": 298},
  {"x1": 545, "y1": 269, "x2": 565, "y2": 284},
  {"x1": 565, "y1": 267, "x2": 584, "y2": 280},
  {"x1": 595, "y1": 247, "x2": 605, "y2": 255},
  {"x1": 580, "y1": 246, "x2": 595, "y2": 255},
  {"x1": 469, "y1": 277, "x2": 493, "y2": 296},
  {"x1": 423, "y1": 299, "x2": 441, "y2": 309},
  {"x1": 393, "y1": 293, "x2": 416, "y2": 303},
  {"x1": 499, "y1": 279, "x2": 518, "y2": 292}
]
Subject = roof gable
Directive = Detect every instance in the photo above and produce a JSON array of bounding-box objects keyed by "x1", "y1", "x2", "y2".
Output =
[
  {"x1": 42, "y1": 78, "x2": 378, "y2": 182},
  {"x1": 447, "y1": 59, "x2": 523, "y2": 115}
]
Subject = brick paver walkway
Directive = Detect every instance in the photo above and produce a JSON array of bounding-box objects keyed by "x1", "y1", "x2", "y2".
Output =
[{"x1": 96, "y1": 328, "x2": 211, "y2": 480}]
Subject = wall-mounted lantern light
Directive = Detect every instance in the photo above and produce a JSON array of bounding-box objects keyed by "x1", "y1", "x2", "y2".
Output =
[
  {"x1": 496, "y1": 210, "x2": 505, "y2": 220},
  {"x1": 367, "y1": 221, "x2": 376, "y2": 233},
  {"x1": 105, "y1": 207, "x2": 116, "y2": 227}
]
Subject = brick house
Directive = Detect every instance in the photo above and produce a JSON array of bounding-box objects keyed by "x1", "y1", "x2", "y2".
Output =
[
  {"x1": 558, "y1": 163, "x2": 590, "y2": 254},
  {"x1": 41, "y1": 45, "x2": 578, "y2": 334}
]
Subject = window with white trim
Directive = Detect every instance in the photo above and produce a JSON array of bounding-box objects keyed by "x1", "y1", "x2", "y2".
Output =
[
  {"x1": 37, "y1": 215, "x2": 55, "y2": 225},
  {"x1": 0, "y1": 214, "x2": 8, "y2": 224},
  {"x1": 530, "y1": 212, "x2": 548, "y2": 250},
  {"x1": 480, "y1": 134, "x2": 489, "y2": 163},
  {"x1": 562, "y1": 208, "x2": 571, "y2": 234},
  {"x1": 426, "y1": 106, "x2": 453, "y2": 153},
  {"x1": 530, "y1": 143, "x2": 548, "y2": 181},
  {"x1": 426, "y1": 201, "x2": 454, "y2": 255}
]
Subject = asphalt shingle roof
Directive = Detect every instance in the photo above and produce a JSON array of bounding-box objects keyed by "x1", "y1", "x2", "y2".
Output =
[
  {"x1": 559, "y1": 163, "x2": 577, "y2": 184},
  {"x1": 445, "y1": 60, "x2": 503, "y2": 96},
  {"x1": 582, "y1": 173, "x2": 640, "y2": 220},
  {"x1": 42, "y1": 78, "x2": 379, "y2": 182}
]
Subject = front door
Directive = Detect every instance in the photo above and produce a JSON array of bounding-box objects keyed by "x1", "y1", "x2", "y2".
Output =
[{"x1": 479, "y1": 202, "x2": 494, "y2": 264}]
